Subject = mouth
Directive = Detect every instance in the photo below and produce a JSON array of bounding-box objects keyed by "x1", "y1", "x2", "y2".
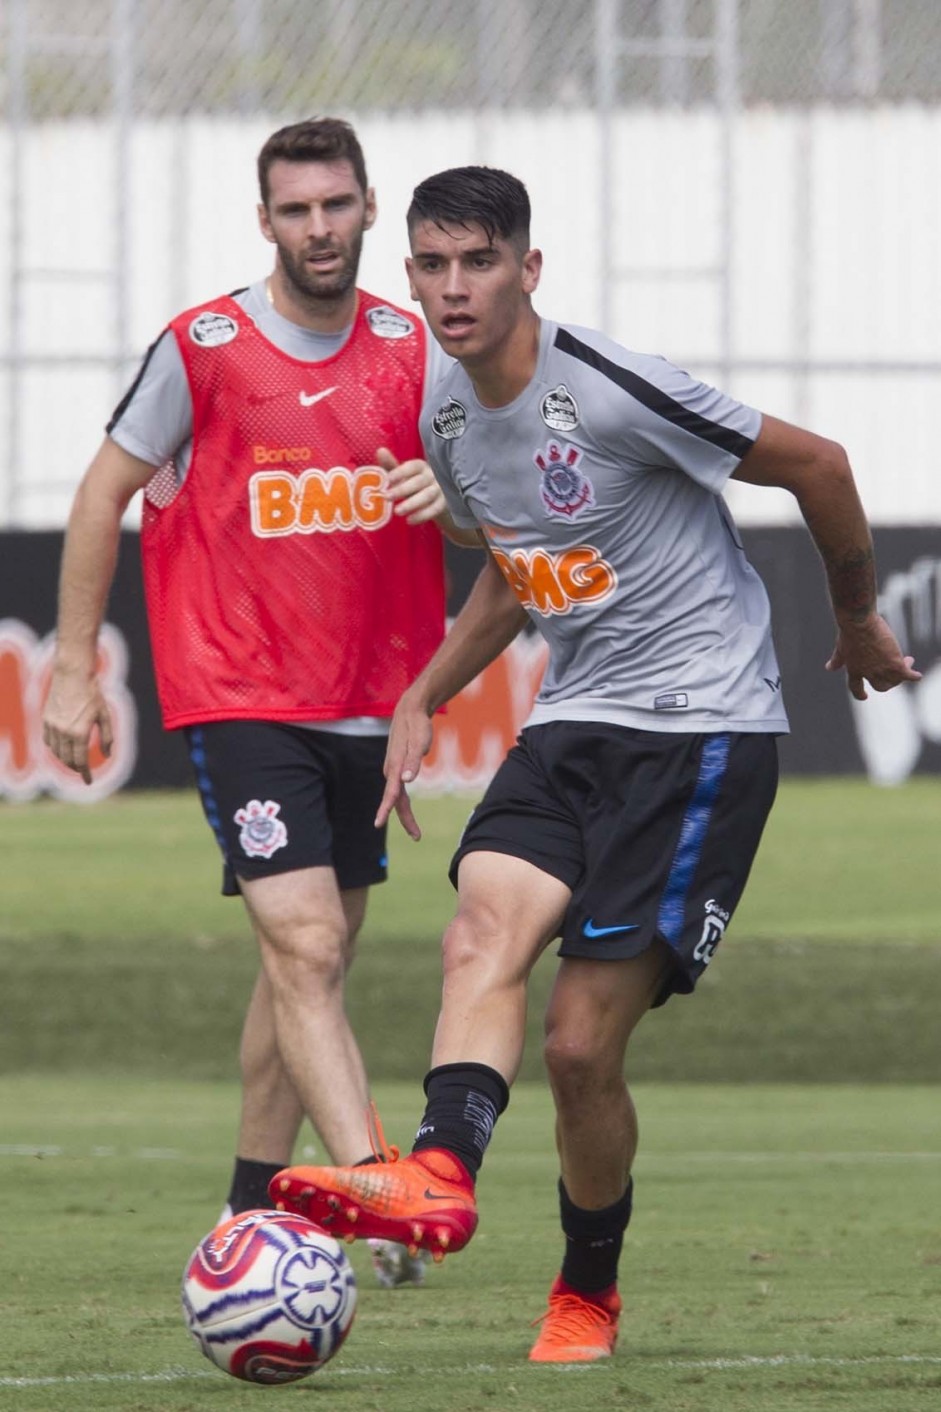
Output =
[
  {"x1": 439, "y1": 313, "x2": 476, "y2": 339},
  {"x1": 306, "y1": 249, "x2": 342, "y2": 271}
]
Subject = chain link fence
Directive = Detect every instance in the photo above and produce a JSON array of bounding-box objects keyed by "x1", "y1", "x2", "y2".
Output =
[
  {"x1": 7, "y1": 0, "x2": 941, "y2": 114},
  {"x1": 2, "y1": 0, "x2": 941, "y2": 525}
]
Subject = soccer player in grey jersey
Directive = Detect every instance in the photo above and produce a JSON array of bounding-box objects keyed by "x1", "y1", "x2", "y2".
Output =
[{"x1": 271, "y1": 166, "x2": 919, "y2": 1360}]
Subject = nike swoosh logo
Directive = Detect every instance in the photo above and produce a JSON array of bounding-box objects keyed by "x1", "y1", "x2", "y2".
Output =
[
  {"x1": 582, "y1": 919, "x2": 641, "y2": 938},
  {"x1": 298, "y1": 386, "x2": 338, "y2": 407},
  {"x1": 423, "y1": 1188, "x2": 453, "y2": 1201}
]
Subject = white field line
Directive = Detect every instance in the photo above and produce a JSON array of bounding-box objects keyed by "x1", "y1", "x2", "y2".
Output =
[
  {"x1": 3, "y1": 1353, "x2": 941, "y2": 1388},
  {"x1": 2, "y1": 1144, "x2": 940, "y2": 1163},
  {"x1": 642, "y1": 1150, "x2": 941, "y2": 1164},
  {"x1": 0, "y1": 1146, "x2": 183, "y2": 1159}
]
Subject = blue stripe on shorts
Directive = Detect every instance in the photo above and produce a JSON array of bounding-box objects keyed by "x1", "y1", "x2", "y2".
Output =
[
  {"x1": 187, "y1": 726, "x2": 228, "y2": 857},
  {"x1": 656, "y1": 733, "x2": 731, "y2": 950}
]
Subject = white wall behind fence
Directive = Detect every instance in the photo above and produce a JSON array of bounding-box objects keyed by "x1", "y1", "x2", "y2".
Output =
[{"x1": 1, "y1": 105, "x2": 940, "y2": 528}]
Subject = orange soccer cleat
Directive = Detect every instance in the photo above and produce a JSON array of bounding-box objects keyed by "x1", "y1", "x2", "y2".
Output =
[
  {"x1": 270, "y1": 1147, "x2": 478, "y2": 1263},
  {"x1": 528, "y1": 1275, "x2": 621, "y2": 1363}
]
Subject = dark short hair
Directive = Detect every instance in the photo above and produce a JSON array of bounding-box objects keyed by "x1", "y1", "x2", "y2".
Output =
[
  {"x1": 407, "y1": 166, "x2": 531, "y2": 250},
  {"x1": 257, "y1": 117, "x2": 368, "y2": 206}
]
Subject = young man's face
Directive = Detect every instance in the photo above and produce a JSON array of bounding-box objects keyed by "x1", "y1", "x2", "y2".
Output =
[
  {"x1": 406, "y1": 219, "x2": 541, "y2": 365},
  {"x1": 258, "y1": 158, "x2": 376, "y2": 302}
]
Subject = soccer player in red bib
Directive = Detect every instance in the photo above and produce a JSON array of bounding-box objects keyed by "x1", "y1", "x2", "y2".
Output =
[
  {"x1": 43, "y1": 120, "x2": 472, "y2": 1289},
  {"x1": 269, "y1": 165, "x2": 920, "y2": 1353}
]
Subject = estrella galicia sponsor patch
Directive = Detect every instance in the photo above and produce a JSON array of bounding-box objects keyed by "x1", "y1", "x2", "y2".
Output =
[
  {"x1": 431, "y1": 398, "x2": 467, "y2": 440},
  {"x1": 366, "y1": 305, "x2": 414, "y2": 339},
  {"x1": 540, "y1": 383, "x2": 579, "y2": 431},
  {"x1": 654, "y1": 692, "x2": 689, "y2": 710},
  {"x1": 189, "y1": 311, "x2": 239, "y2": 347},
  {"x1": 534, "y1": 439, "x2": 595, "y2": 518},
  {"x1": 234, "y1": 798, "x2": 288, "y2": 858}
]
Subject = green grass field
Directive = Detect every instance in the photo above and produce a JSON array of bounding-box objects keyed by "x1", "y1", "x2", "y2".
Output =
[
  {"x1": 0, "y1": 1079, "x2": 939, "y2": 1411},
  {"x1": 1, "y1": 781, "x2": 939, "y2": 1082},
  {"x1": 0, "y1": 781, "x2": 939, "y2": 1409}
]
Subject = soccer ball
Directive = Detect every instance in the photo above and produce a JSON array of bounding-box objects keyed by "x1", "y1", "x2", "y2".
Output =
[{"x1": 181, "y1": 1209, "x2": 357, "y2": 1384}]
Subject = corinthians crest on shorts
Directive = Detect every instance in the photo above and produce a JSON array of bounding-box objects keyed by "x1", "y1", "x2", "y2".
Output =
[
  {"x1": 234, "y1": 798, "x2": 288, "y2": 858},
  {"x1": 534, "y1": 439, "x2": 595, "y2": 518}
]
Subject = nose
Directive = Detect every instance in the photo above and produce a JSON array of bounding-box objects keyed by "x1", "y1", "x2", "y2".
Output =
[
  {"x1": 442, "y1": 261, "x2": 468, "y2": 300},
  {"x1": 307, "y1": 205, "x2": 331, "y2": 241}
]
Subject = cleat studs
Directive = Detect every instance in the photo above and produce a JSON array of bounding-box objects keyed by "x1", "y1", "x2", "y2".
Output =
[
  {"x1": 432, "y1": 1249, "x2": 445, "y2": 1265},
  {"x1": 345, "y1": 1233, "x2": 356, "y2": 1244},
  {"x1": 411, "y1": 1222, "x2": 424, "y2": 1243},
  {"x1": 345, "y1": 1207, "x2": 358, "y2": 1223},
  {"x1": 275, "y1": 1201, "x2": 285, "y2": 1211},
  {"x1": 407, "y1": 1243, "x2": 419, "y2": 1258},
  {"x1": 278, "y1": 1179, "x2": 290, "y2": 1192},
  {"x1": 437, "y1": 1229, "x2": 451, "y2": 1249},
  {"x1": 327, "y1": 1196, "x2": 341, "y2": 1211}
]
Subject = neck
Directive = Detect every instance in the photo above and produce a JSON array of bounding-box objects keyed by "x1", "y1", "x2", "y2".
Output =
[
  {"x1": 465, "y1": 310, "x2": 541, "y2": 409},
  {"x1": 267, "y1": 269, "x2": 357, "y2": 334}
]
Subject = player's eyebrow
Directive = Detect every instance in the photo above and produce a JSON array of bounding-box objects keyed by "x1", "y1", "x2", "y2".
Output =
[{"x1": 412, "y1": 242, "x2": 498, "y2": 260}]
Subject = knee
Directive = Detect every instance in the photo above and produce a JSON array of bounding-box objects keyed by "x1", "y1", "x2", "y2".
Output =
[
  {"x1": 440, "y1": 912, "x2": 486, "y2": 982},
  {"x1": 543, "y1": 1015, "x2": 621, "y2": 1100},
  {"x1": 440, "y1": 905, "x2": 513, "y2": 988},
  {"x1": 259, "y1": 917, "x2": 347, "y2": 991},
  {"x1": 543, "y1": 1024, "x2": 596, "y2": 1090}
]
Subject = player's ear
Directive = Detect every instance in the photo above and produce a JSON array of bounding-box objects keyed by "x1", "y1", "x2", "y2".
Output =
[
  {"x1": 363, "y1": 187, "x2": 377, "y2": 231},
  {"x1": 521, "y1": 247, "x2": 542, "y2": 295},
  {"x1": 257, "y1": 203, "x2": 275, "y2": 244},
  {"x1": 405, "y1": 256, "x2": 419, "y2": 301}
]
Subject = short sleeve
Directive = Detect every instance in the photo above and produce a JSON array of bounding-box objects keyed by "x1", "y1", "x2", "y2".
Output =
[
  {"x1": 107, "y1": 331, "x2": 193, "y2": 467},
  {"x1": 618, "y1": 358, "x2": 760, "y2": 493},
  {"x1": 558, "y1": 327, "x2": 760, "y2": 494}
]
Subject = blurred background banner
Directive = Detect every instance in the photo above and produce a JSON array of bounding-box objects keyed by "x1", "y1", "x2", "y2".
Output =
[
  {"x1": 1, "y1": 0, "x2": 938, "y2": 794},
  {"x1": 3, "y1": 527, "x2": 939, "y2": 799}
]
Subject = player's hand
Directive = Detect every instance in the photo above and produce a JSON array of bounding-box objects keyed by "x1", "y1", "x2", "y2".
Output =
[
  {"x1": 42, "y1": 667, "x2": 114, "y2": 784},
  {"x1": 375, "y1": 690, "x2": 435, "y2": 840},
  {"x1": 825, "y1": 613, "x2": 922, "y2": 701},
  {"x1": 376, "y1": 446, "x2": 446, "y2": 525}
]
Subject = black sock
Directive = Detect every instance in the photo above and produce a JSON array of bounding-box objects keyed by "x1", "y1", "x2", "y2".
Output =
[
  {"x1": 226, "y1": 1157, "x2": 285, "y2": 1215},
  {"x1": 410, "y1": 1062, "x2": 510, "y2": 1180},
  {"x1": 559, "y1": 1176, "x2": 633, "y2": 1294}
]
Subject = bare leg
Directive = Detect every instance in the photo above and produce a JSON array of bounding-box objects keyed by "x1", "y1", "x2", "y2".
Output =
[
  {"x1": 430, "y1": 851, "x2": 571, "y2": 1081},
  {"x1": 235, "y1": 969, "x2": 304, "y2": 1164},
  {"x1": 238, "y1": 870, "x2": 374, "y2": 1164},
  {"x1": 543, "y1": 941, "x2": 674, "y2": 1209},
  {"x1": 234, "y1": 886, "x2": 369, "y2": 1164}
]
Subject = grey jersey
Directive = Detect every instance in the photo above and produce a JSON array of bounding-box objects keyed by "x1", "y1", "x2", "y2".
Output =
[
  {"x1": 421, "y1": 318, "x2": 788, "y2": 734},
  {"x1": 109, "y1": 281, "x2": 451, "y2": 473}
]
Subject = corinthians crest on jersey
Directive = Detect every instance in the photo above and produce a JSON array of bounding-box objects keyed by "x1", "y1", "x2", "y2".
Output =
[{"x1": 534, "y1": 439, "x2": 595, "y2": 518}]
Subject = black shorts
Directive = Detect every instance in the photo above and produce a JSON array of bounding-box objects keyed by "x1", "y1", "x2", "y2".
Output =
[
  {"x1": 449, "y1": 721, "x2": 778, "y2": 1004},
  {"x1": 184, "y1": 721, "x2": 389, "y2": 897}
]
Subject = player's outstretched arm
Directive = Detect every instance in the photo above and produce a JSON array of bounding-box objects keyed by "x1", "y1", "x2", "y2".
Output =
[
  {"x1": 376, "y1": 553, "x2": 529, "y2": 838},
  {"x1": 732, "y1": 414, "x2": 921, "y2": 700},
  {"x1": 43, "y1": 437, "x2": 157, "y2": 782}
]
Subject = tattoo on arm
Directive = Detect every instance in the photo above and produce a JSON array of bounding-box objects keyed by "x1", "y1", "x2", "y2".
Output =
[{"x1": 825, "y1": 545, "x2": 876, "y2": 623}]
